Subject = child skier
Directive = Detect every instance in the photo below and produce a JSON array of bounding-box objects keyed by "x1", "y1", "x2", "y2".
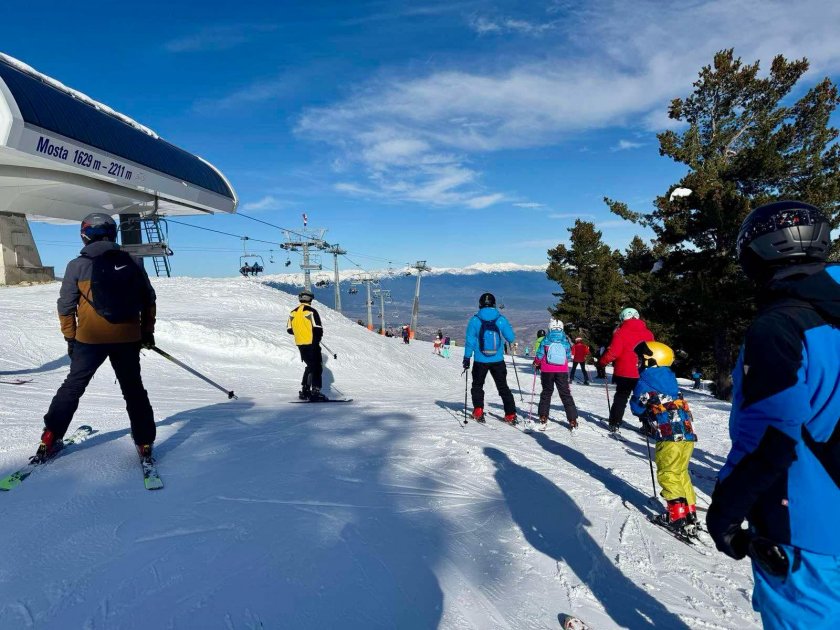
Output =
[
  {"x1": 630, "y1": 341, "x2": 698, "y2": 537},
  {"x1": 533, "y1": 320, "x2": 578, "y2": 430},
  {"x1": 691, "y1": 368, "x2": 702, "y2": 390},
  {"x1": 532, "y1": 329, "x2": 546, "y2": 356},
  {"x1": 442, "y1": 336, "x2": 451, "y2": 358}
]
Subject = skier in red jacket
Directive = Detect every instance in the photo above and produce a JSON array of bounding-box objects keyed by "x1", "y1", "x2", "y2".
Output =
[
  {"x1": 598, "y1": 308, "x2": 654, "y2": 432},
  {"x1": 570, "y1": 338, "x2": 590, "y2": 385}
]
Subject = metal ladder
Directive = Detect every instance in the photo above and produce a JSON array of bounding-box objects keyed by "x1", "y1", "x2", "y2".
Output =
[{"x1": 141, "y1": 216, "x2": 171, "y2": 278}]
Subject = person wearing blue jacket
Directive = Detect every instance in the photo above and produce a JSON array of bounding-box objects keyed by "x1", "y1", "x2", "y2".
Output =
[
  {"x1": 630, "y1": 341, "x2": 698, "y2": 535},
  {"x1": 706, "y1": 201, "x2": 839, "y2": 630},
  {"x1": 462, "y1": 292, "x2": 516, "y2": 423}
]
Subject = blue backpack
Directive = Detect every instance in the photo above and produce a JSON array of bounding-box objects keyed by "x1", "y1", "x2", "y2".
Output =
[
  {"x1": 478, "y1": 316, "x2": 502, "y2": 356},
  {"x1": 544, "y1": 342, "x2": 567, "y2": 366}
]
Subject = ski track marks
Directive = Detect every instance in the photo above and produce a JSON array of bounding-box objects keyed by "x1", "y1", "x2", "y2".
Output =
[{"x1": 0, "y1": 279, "x2": 760, "y2": 629}]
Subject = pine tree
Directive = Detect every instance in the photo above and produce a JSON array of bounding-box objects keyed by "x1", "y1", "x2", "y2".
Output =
[
  {"x1": 547, "y1": 220, "x2": 626, "y2": 346},
  {"x1": 606, "y1": 50, "x2": 840, "y2": 399}
]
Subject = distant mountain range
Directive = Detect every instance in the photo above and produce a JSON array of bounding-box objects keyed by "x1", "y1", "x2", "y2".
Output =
[{"x1": 262, "y1": 264, "x2": 558, "y2": 343}]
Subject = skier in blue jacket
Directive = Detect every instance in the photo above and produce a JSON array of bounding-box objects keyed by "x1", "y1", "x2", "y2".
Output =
[
  {"x1": 462, "y1": 292, "x2": 517, "y2": 423},
  {"x1": 706, "y1": 201, "x2": 839, "y2": 630}
]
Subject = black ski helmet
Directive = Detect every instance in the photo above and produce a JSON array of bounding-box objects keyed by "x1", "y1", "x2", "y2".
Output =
[
  {"x1": 479, "y1": 292, "x2": 496, "y2": 308},
  {"x1": 80, "y1": 212, "x2": 117, "y2": 243},
  {"x1": 737, "y1": 200, "x2": 831, "y2": 282},
  {"x1": 537, "y1": 329, "x2": 546, "y2": 338},
  {"x1": 299, "y1": 289, "x2": 314, "y2": 303}
]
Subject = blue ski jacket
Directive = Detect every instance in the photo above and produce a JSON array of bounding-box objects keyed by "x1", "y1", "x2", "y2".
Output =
[
  {"x1": 463, "y1": 307, "x2": 515, "y2": 364},
  {"x1": 714, "y1": 263, "x2": 840, "y2": 554},
  {"x1": 630, "y1": 366, "x2": 696, "y2": 443},
  {"x1": 629, "y1": 366, "x2": 680, "y2": 416}
]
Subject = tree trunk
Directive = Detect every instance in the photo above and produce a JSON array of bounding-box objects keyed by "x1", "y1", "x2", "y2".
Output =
[{"x1": 713, "y1": 329, "x2": 733, "y2": 401}]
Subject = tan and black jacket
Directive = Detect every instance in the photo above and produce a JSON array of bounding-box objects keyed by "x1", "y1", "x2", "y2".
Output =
[{"x1": 58, "y1": 241, "x2": 156, "y2": 344}]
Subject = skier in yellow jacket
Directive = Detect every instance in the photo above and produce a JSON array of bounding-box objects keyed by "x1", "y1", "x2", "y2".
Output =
[{"x1": 287, "y1": 289, "x2": 326, "y2": 401}]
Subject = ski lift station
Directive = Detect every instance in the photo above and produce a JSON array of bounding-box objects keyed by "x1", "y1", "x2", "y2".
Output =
[{"x1": 0, "y1": 53, "x2": 237, "y2": 285}]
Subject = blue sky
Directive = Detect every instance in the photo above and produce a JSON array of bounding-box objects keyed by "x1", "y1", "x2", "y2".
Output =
[{"x1": 3, "y1": 0, "x2": 839, "y2": 277}]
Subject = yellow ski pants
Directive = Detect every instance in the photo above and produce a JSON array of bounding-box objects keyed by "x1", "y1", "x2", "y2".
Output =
[{"x1": 655, "y1": 440, "x2": 696, "y2": 504}]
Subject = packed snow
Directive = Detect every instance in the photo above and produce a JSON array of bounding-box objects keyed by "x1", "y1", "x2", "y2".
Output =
[{"x1": 0, "y1": 277, "x2": 759, "y2": 629}]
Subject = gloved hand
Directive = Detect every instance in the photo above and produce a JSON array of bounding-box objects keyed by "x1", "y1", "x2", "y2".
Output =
[
  {"x1": 65, "y1": 337, "x2": 76, "y2": 358},
  {"x1": 533, "y1": 359, "x2": 541, "y2": 371},
  {"x1": 462, "y1": 358, "x2": 470, "y2": 370},
  {"x1": 706, "y1": 504, "x2": 751, "y2": 560},
  {"x1": 141, "y1": 332, "x2": 155, "y2": 349}
]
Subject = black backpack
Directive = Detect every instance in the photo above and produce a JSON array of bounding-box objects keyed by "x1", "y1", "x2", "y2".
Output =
[
  {"x1": 82, "y1": 250, "x2": 148, "y2": 323},
  {"x1": 478, "y1": 316, "x2": 502, "y2": 356}
]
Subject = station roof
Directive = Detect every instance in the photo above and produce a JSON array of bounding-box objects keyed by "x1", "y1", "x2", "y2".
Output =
[{"x1": 0, "y1": 55, "x2": 234, "y2": 201}]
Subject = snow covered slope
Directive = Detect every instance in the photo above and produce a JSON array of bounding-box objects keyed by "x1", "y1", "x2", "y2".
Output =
[{"x1": 0, "y1": 277, "x2": 758, "y2": 629}]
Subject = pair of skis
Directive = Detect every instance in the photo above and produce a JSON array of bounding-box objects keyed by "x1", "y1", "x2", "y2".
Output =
[{"x1": 0, "y1": 426, "x2": 163, "y2": 491}]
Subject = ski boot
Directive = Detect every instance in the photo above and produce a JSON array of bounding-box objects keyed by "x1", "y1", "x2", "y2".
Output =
[
  {"x1": 568, "y1": 417, "x2": 578, "y2": 430},
  {"x1": 538, "y1": 415, "x2": 549, "y2": 429},
  {"x1": 655, "y1": 498, "x2": 689, "y2": 534},
  {"x1": 608, "y1": 421, "x2": 621, "y2": 433},
  {"x1": 30, "y1": 428, "x2": 61, "y2": 464},
  {"x1": 298, "y1": 388, "x2": 311, "y2": 400},
  {"x1": 504, "y1": 413, "x2": 518, "y2": 425},
  {"x1": 685, "y1": 504, "x2": 699, "y2": 537},
  {"x1": 472, "y1": 407, "x2": 485, "y2": 423},
  {"x1": 136, "y1": 443, "x2": 153, "y2": 460},
  {"x1": 309, "y1": 388, "x2": 328, "y2": 402}
]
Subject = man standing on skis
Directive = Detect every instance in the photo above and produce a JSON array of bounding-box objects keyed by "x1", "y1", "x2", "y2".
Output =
[
  {"x1": 706, "y1": 201, "x2": 839, "y2": 628},
  {"x1": 34, "y1": 213, "x2": 156, "y2": 462},
  {"x1": 287, "y1": 289, "x2": 326, "y2": 402},
  {"x1": 598, "y1": 308, "x2": 654, "y2": 432},
  {"x1": 463, "y1": 292, "x2": 517, "y2": 423},
  {"x1": 570, "y1": 337, "x2": 590, "y2": 385}
]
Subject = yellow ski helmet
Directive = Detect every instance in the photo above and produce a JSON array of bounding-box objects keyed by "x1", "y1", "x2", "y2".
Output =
[{"x1": 635, "y1": 341, "x2": 674, "y2": 368}]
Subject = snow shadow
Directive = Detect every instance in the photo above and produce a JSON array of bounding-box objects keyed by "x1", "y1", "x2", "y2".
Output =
[
  {"x1": 0, "y1": 354, "x2": 70, "y2": 376},
  {"x1": 0, "y1": 401, "x2": 448, "y2": 629},
  {"x1": 485, "y1": 447, "x2": 690, "y2": 629}
]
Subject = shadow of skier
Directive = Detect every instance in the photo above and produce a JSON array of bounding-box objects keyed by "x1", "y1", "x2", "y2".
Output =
[{"x1": 485, "y1": 447, "x2": 690, "y2": 629}]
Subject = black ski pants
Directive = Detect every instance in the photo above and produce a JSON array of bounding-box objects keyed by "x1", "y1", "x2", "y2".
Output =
[
  {"x1": 569, "y1": 362, "x2": 589, "y2": 383},
  {"x1": 609, "y1": 375, "x2": 638, "y2": 428},
  {"x1": 471, "y1": 360, "x2": 516, "y2": 415},
  {"x1": 44, "y1": 341, "x2": 155, "y2": 444},
  {"x1": 538, "y1": 371, "x2": 577, "y2": 422},
  {"x1": 299, "y1": 344, "x2": 323, "y2": 390}
]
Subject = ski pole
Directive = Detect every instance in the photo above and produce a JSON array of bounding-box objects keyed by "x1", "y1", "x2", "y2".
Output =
[
  {"x1": 644, "y1": 428, "x2": 658, "y2": 502},
  {"x1": 604, "y1": 378, "x2": 612, "y2": 415},
  {"x1": 321, "y1": 342, "x2": 338, "y2": 359},
  {"x1": 463, "y1": 367, "x2": 469, "y2": 426},
  {"x1": 509, "y1": 348, "x2": 524, "y2": 402},
  {"x1": 527, "y1": 370, "x2": 537, "y2": 424},
  {"x1": 150, "y1": 347, "x2": 238, "y2": 400}
]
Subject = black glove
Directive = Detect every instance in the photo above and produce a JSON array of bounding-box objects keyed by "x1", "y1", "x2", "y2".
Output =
[
  {"x1": 141, "y1": 332, "x2": 155, "y2": 349},
  {"x1": 462, "y1": 358, "x2": 471, "y2": 370},
  {"x1": 65, "y1": 337, "x2": 76, "y2": 358},
  {"x1": 706, "y1": 504, "x2": 751, "y2": 560}
]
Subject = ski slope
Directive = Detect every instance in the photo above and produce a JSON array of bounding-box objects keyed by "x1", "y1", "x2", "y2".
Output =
[{"x1": 0, "y1": 277, "x2": 759, "y2": 629}]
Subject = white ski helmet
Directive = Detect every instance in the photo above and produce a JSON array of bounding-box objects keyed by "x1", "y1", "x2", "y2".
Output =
[
  {"x1": 619, "y1": 307, "x2": 640, "y2": 322},
  {"x1": 549, "y1": 319, "x2": 564, "y2": 331}
]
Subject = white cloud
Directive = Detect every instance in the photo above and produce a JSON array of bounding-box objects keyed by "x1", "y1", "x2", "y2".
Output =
[
  {"x1": 242, "y1": 195, "x2": 285, "y2": 211},
  {"x1": 611, "y1": 139, "x2": 645, "y2": 151},
  {"x1": 469, "y1": 15, "x2": 559, "y2": 36},
  {"x1": 164, "y1": 24, "x2": 277, "y2": 53},
  {"x1": 297, "y1": 0, "x2": 840, "y2": 208},
  {"x1": 514, "y1": 202, "x2": 545, "y2": 208}
]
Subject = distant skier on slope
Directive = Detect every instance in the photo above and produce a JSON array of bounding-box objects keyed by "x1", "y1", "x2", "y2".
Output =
[
  {"x1": 630, "y1": 341, "x2": 699, "y2": 537},
  {"x1": 462, "y1": 292, "x2": 517, "y2": 424},
  {"x1": 33, "y1": 213, "x2": 157, "y2": 462},
  {"x1": 287, "y1": 289, "x2": 327, "y2": 402},
  {"x1": 598, "y1": 308, "x2": 654, "y2": 432},
  {"x1": 533, "y1": 319, "x2": 578, "y2": 430},
  {"x1": 570, "y1": 337, "x2": 591, "y2": 385},
  {"x1": 442, "y1": 335, "x2": 451, "y2": 358},
  {"x1": 706, "y1": 201, "x2": 840, "y2": 629},
  {"x1": 532, "y1": 329, "x2": 546, "y2": 356}
]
